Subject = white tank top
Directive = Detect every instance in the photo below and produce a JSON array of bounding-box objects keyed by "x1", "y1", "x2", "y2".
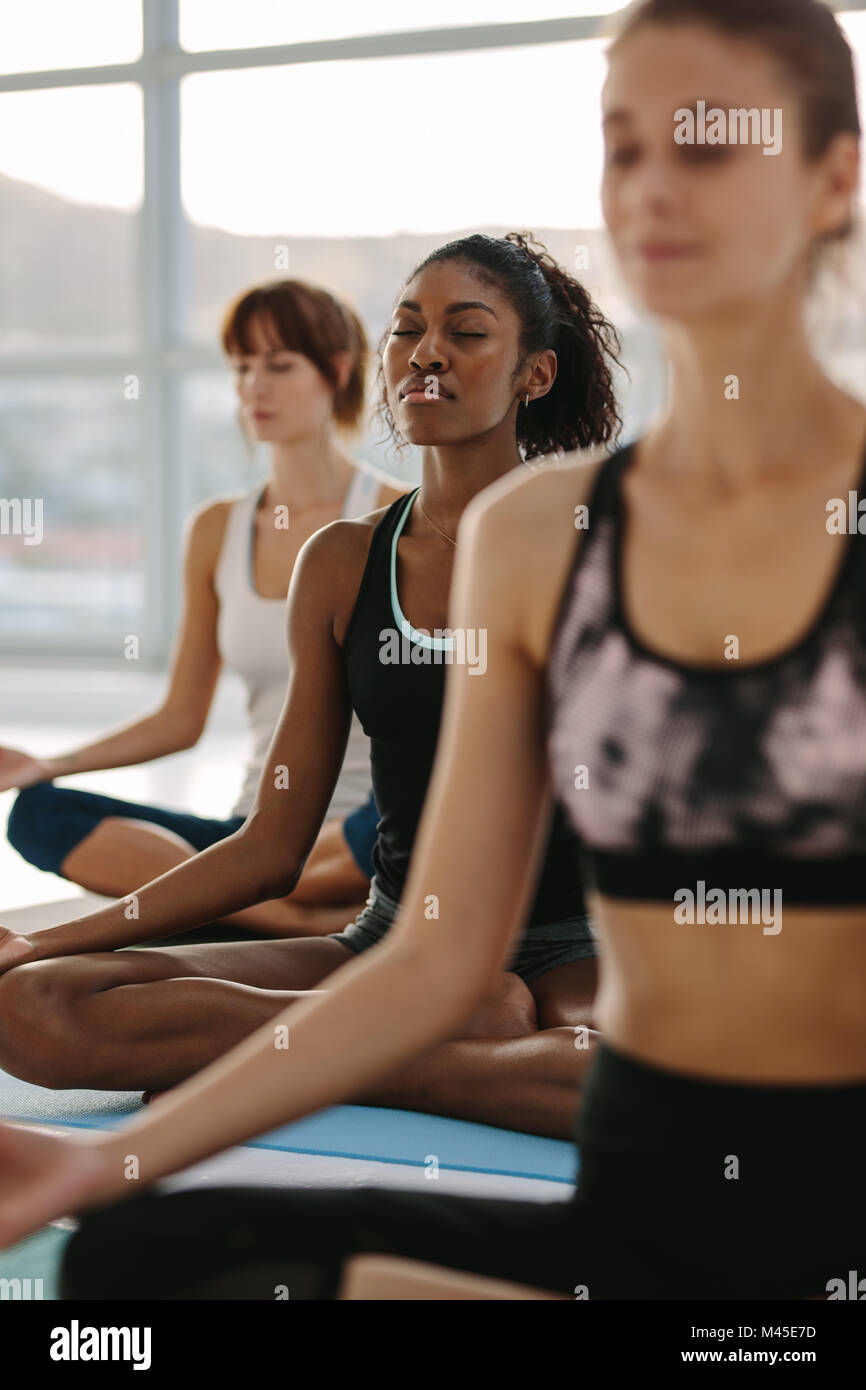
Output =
[{"x1": 214, "y1": 467, "x2": 380, "y2": 820}]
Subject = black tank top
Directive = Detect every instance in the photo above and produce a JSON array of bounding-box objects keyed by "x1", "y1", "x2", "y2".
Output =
[{"x1": 342, "y1": 487, "x2": 587, "y2": 926}]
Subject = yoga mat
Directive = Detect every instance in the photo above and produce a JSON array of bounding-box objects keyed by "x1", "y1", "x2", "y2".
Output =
[
  {"x1": 0, "y1": 1069, "x2": 578, "y2": 1184},
  {"x1": 0, "y1": 1070, "x2": 577, "y2": 1298}
]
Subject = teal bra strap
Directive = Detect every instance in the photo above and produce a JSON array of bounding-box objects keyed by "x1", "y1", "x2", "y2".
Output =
[{"x1": 390, "y1": 487, "x2": 456, "y2": 651}]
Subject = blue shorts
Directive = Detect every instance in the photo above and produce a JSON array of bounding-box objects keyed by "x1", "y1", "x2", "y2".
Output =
[
  {"x1": 340, "y1": 791, "x2": 379, "y2": 879},
  {"x1": 329, "y1": 875, "x2": 597, "y2": 986},
  {"x1": 7, "y1": 782, "x2": 379, "y2": 879}
]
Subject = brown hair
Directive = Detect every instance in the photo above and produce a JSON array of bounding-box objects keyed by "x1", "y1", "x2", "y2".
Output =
[
  {"x1": 221, "y1": 280, "x2": 368, "y2": 431},
  {"x1": 609, "y1": 0, "x2": 861, "y2": 240}
]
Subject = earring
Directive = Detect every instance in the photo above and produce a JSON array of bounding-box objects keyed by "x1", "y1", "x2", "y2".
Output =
[{"x1": 524, "y1": 394, "x2": 530, "y2": 408}]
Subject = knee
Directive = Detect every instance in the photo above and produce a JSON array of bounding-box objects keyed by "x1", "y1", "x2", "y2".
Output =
[
  {"x1": 6, "y1": 783, "x2": 63, "y2": 870},
  {"x1": 496, "y1": 971, "x2": 539, "y2": 1034},
  {"x1": 466, "y1": 971, "x2": 538, "y2": 1040},
  {"x1": 0, "y1": 958, "x2": 81, "y2": 1087}
]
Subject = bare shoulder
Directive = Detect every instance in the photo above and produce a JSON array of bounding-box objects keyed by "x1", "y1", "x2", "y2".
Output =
[
  {"x1": 186, "y1": 492, "x2": 246, "y2": 530},
  {"x1": 293, "y1": 506, "x2": 395, "y2": 641},
  {"x1": 305, "y1": 501, "x2": 396, "y2": 560},
  {"x1": 461, "y1": 455, "x2": 603, "y2": 537},
  {"x1": 459, "y1": 456, "x2": 607, "y2": 667},
  {"x1": 182, "y1": 494, "x2": 244, "y2": 576}
]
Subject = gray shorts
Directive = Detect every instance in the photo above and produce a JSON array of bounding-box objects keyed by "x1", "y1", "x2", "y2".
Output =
[{"x1": 329, "y1": 876, "x2": 597, "y2": 986}]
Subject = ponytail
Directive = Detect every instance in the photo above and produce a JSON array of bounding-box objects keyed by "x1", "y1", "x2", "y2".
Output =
[{"x1": 505, "y1": 231, "x2": 623, "y2": 457}]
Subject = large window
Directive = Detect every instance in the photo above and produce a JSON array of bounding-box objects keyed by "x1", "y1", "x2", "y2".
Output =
[
  {"x1": 2, "y1": 3, "x2": 865, "y2": 662},
  {"x1": 179, "y1": 1, "x2": 625, "y2": 51},
  {"x1": 0, "y1": 377, "x2": 143, "y2": 649},
  {"x1": 0, "y1": 84, "x2": 142, "y2": 355}
]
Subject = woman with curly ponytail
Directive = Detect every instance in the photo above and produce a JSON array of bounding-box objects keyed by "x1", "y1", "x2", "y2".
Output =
[{"x1": 0, "y1": 235, "x2": 623, "y2": 1208}]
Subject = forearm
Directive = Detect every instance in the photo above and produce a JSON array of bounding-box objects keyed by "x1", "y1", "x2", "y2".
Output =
[
  {"x1": 44, "y1": 708, "x2": 199, "y2": 778},
  {"x1": 92, "y1": 937, "x2": 481, "y2": 1194},
  {"x1": 221, "y1": 895, "x2": 361, "y2": 936},
  {"x1": 27, "y1": 824, "x2": 287, "y2": 957},
  {"x1": 362, "y1": 1028, "x2": 595, "y2": 1139}
]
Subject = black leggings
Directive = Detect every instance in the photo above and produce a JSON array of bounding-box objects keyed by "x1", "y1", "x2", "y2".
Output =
[{"x1": 60, "y1": 1043, "x2": 866, "y2": 1300}]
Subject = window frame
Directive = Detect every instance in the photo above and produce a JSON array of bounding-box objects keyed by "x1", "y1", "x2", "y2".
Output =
[{"x1": 1, "y1": 0, "x2": 864, "y2": 663}]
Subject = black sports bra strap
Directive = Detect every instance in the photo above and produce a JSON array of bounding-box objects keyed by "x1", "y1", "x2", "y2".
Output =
[{"x1": 586, "y1": 442, "x2": 636, "y2": 526}]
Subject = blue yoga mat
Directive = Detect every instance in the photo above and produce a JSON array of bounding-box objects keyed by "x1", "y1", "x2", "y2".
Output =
[{"x1": 0, "y1": 1069, "x2": 579, "y2": 1185}]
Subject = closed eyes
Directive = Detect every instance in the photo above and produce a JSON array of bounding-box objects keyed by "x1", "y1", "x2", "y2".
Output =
[{"x1": 391, "y1": 329, "x2": 486, "y2": 338}]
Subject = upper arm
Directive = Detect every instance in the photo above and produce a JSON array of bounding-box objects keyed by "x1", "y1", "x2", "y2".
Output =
[
  {"x1": 159, "y1": 499, "x2": 230, "y2": 739},
  {"x1": 242, "y1": 522, "x2": 361, "y2": 885}
]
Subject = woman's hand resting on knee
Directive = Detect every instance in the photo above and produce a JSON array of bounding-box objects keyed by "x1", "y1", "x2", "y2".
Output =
[{"x1": 0, "y1": 746, "x2": 54, "y2": 793}]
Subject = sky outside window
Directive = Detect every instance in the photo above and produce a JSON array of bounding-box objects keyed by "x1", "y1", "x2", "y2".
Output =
[{"x1": 0, "y1": 0, "x2": 141, "y2": 75}]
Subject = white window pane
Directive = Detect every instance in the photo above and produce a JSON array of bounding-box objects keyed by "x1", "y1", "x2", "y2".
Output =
[
  {"x1": 178, "y1": 34, "x2": 656, "y2": 448},
  {"x1": 180, "y1": 0, "x2": 623, "y2": 52},
  {"x1": 0, "y1": 85, "x2": 142, "y2": 353},
  {"x1": 0, "y1": 85, "x2": 142, "y2": 212},
  {"x1": 0, "y1": 379, "x2": 145, "y2": 649},
  {"x1": 180, "y1": 372, "x2": 251, "y2": 513},
  {"x1": 0, "y1": 0, "x2": 141, "y2": 75},
  {"x1": 181, "y1": 42, "x2": 607, "y2": 238}
]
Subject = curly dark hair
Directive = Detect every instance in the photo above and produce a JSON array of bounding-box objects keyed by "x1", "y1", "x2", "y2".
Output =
[{"x1": 373, "y1": 231, "x2": 624, "y2": 463}]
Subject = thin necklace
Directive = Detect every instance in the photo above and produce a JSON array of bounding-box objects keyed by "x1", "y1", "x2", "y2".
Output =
[{"x1": 417, "y1": 493, "x2": 457, "y2": 548}]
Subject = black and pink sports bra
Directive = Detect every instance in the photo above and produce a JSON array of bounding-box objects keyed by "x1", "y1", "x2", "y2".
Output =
[{"x1": 544, "y1": 441, "x2": 866, "y2": 905}]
